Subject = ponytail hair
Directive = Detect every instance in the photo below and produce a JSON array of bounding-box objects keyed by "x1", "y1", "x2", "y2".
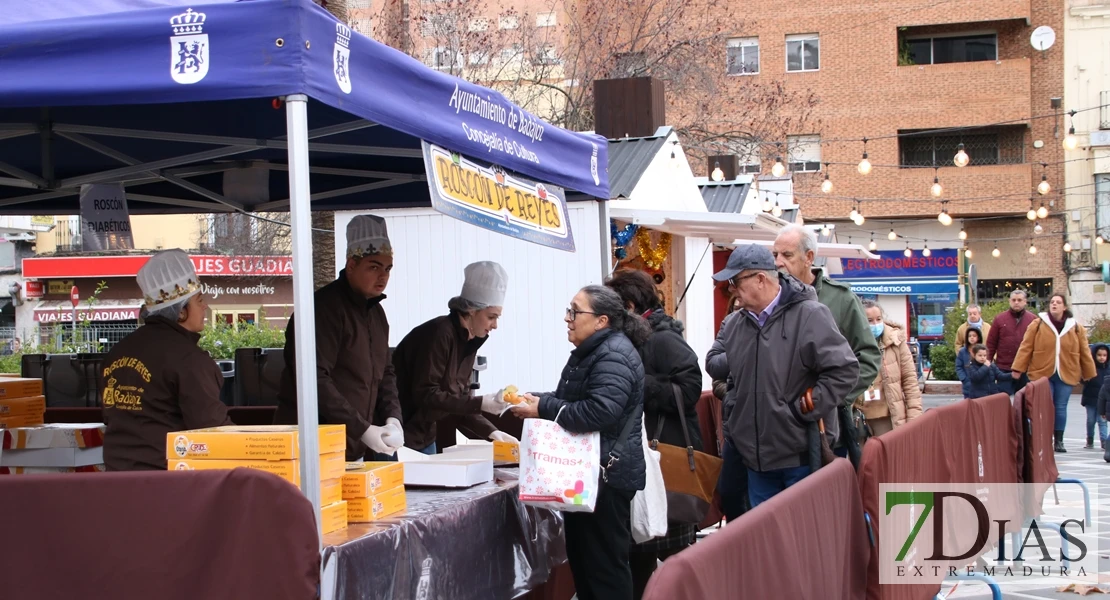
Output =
[{"x1": 579, "y1": 285, "x2": 652, "y2": 348}]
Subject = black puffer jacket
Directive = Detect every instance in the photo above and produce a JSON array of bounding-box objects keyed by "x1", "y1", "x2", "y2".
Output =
[
  {"x1": 538, "y1": 328, "x2": 646, "y2": 492},
  {"x1": 641, "y1": 310, "x2": 703, "y2": 451}
]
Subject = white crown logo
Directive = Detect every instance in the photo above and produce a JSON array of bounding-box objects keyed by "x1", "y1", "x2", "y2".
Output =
[
  {"x1": 336, "y1": 23, "x2": 352, "y2": 48},
  {"x1": 170, "y1": 8, "x2": 206, "y2": 35}
]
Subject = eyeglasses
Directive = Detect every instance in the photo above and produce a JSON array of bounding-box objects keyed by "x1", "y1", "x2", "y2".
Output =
[
  {"x1": 566, "y1": 307, "x2": 599, "y2": 320},
  {"x1": 728, "y1": 272, "x2": 763, "y2": 288}
]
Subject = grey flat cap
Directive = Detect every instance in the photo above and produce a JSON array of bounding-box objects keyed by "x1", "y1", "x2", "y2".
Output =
[{"x1": 712, "y1": 244, "x2": 777, "y2": 282}]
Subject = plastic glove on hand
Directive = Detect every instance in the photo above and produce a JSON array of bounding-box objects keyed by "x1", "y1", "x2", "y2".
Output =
[
  {"x1": 489, "y1": 431, "x2": 519, "y2": 444},
  {"x1": 480, "y1": 389, "x2": 511, "y2": 414},
  {"x1": 360, "y1": 425, "x2": 393, "y2": 454},
  {"x1": 381, "y1": 418, "x2": 404, "y2": 451}
]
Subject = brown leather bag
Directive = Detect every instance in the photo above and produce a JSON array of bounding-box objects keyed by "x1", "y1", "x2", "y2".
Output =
[{"x1": 649, "y1": 384, "x2": 724, "y2": 524}]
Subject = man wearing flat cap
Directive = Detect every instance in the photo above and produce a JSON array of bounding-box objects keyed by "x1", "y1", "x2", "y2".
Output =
[
  {"x1": 705, "y1": 244, "x2": 858, "y2": 507},
  {"x1": 393, "y1": 261, "x2": 518, "y2": 454},
  {"x1": 275, "y1": 215, "x2": 405, "y2": 461}
]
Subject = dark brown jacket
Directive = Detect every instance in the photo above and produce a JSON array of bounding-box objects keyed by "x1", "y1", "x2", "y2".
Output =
[
  {"x1": 394, "y1": 313, "x2": 495, "y2": 450},
  {"x1": 274, "y1": 270, "x2": 402, "y2": 460},
  {"x1": 101, "y1": 317, "x2": 230, "y2": 471}
]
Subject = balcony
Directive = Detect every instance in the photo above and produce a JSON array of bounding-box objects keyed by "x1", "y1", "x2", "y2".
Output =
[{"x1": 893, "y1": 58, "x2": 1031, "y2": 127}]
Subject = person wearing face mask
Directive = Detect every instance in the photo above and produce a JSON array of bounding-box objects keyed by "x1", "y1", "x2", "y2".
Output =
[
  {"x1": 987, "y1": 289, "x2": 1037, "y2": 396},
  {"x1": 101, "y1": 249, "x2": 232, "y2": 471},
  {"x1": 856, "y1": 300, "x2": 922, "y2": 435},
  {"x1": 393, "y1": 261, "x2": 517, "y2": 455},
  {"x1": 956, "y1": 304, "x2": 991, "y2": 348},
  {"x1": 1012, "y1": 293, "x2": 1097, "y2": 453},
  {"x1": 274, "y1": 215, "x2": 404, "y2": 461}
]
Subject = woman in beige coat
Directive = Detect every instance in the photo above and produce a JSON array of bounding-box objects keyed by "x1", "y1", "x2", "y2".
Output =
[{"x1": 857, "y1": 300, "x2": 923, "y2": 435}]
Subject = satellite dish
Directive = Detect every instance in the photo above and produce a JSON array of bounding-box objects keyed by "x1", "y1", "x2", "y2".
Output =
[{"x1": 1030, "y1": 26, "x2": 1056, "y2": 51}]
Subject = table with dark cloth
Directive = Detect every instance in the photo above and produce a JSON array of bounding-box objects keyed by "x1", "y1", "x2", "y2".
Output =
[
  {"x1": 0, "y1": 469, "x2": 320, "y2": 600},
  {"x1": 322, "y1": 472, "x2": 568, "y2": 600},
  {"x1": 642, "y1": 458, "x2": 869, "y2": 600}
]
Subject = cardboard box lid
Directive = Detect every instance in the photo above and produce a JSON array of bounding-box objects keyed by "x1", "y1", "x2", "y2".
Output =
[
  {"x1": 1, "y1": 423, "x2": 106, "y2": 450},
  {"x1": 396, "y1": 447, "x2": 493, "y2": 488}
]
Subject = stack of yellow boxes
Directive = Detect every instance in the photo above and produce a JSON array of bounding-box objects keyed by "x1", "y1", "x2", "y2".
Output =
[
  {"x1": 342, "y1": 462, "x2": 407, "y2": 523},
  {"x1": 0, "y1": 377, "x2": 46, "y2": 429},
  {"x1": 165, "y1": 424, "x2": 349, "y2": 534}
]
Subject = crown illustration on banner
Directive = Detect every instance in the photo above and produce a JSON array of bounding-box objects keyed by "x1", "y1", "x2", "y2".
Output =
[
  {"x1": 336, "y1": 23, "x2": 352, "y2": 48},
  {"x1": 170, "y1": 9, "x2": 206, "y2": 35}
]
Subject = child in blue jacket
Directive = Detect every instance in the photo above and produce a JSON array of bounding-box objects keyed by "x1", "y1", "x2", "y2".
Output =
[
  {"x1": 1084, "y1": 344, "x2": 1109, "y2": 449},
  {"x1": 966, "y1": 344, "x2": 1001, "y2": 399}
]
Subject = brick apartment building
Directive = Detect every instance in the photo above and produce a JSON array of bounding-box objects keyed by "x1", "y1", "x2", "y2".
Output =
[{"x1": 706, "y1": 0, "x2": 1069, "y2": 340}]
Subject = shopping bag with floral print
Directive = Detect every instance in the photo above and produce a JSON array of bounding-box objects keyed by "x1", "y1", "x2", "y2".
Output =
[{"x1": 518, "y1": 410, "x2": 600, "y2": 513}]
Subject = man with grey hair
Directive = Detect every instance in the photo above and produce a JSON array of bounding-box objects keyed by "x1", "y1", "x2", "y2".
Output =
[
  {"x1": 393, "y1": 261, "x2": 517, "y2": 454},
  {"x1": 772, "y1": 224, "x2": 880, "y2": 464},
  {"x1": 956, "y1": 303, "x2": 991, "y2": 347},
  {"x1": 987, "y1": 288, "x2": 1037, "y2": 396},
  {"x1": 706, "y1": 244, "x2": 858, "y2": 507}
]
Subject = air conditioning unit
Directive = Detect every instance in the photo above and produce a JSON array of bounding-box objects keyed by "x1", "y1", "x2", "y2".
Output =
[{"x1": 1074, "y1": 250, "x2": 1091, "y2": 264}]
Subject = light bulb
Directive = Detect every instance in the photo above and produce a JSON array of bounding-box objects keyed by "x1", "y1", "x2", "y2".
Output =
[
  {"x1": 869, "y1": 239, "x2": 877, "y2": 251},
  {"x1": 1037, "y1": 176, "x2": 1051, "y2": 195},
  {"x1": 771, "y1": 158, "x2": 786, "y2": 177},
  {"x1": 1034, "y1": 222, "x2": 1044, "y2": 235},
  {"x1": 991, "y1": 247, "x2": 1000, "y2": 258},
  {"x1": 1063, "y1": 127, "x2": 1078, "y2": 151},
  {"x1": 938, "y1": 210, "x2": 953, "y2": 226},
  {"x1": 763, "y1": 198, "x2": 773, "y2": 212},
  {"x1": 888, "y1": 229, "x2": 897, "y2": 241},
  {"x1": 849, "y1": 208, "x2": 859, "y2": 220},
  {"x1": 1037, "y1": 204, "x2": 1048, "y2": 219},
  {"x1": 1029, "y1": 244, "x2": 1037, "y2": 255},
  {"x1": 1064, "y1": 241, "x2": 1073, "y2": 253},
  {"x1": 772, "y1": 202, "x2": 783, "y2": 217},
  {"x1": 966, "y1": 248, "x2": 974, "y2": 258},
  {"x1": 904, "y1": 247, "x2": 912, "y2": 257},
  {"x1": 821, "y1": 177, "x2": 833, "y2": 194},
  {"x1": 958, "y1": 228, "x2": 967, "y2": 241},
  {"x1": 953, "y1": 144, "x2": 969, "y2": 168},
  {"x1": 1027, "y1": 209, "x2": 1037, "y2": 221},
  {"x1": 854, "y1": 213, "x2": 866, "y2": 225},
  {"x1": 858, "y1": 154, "x2": 872, "y2": 175},
  {"x1": 1098, "y1": 236, "x2": 1105, "y2": 245},
  {"x1": 820, "y1": 225, "x2": 831, "y2": 237},
  {"x1": 922, "y1": 246, "x2": 932, "y2": 257},
  {"x1": 711, "y1": 163, "x2": 724, "y2": 182},
  {"x1": 931, "y1": 178, "x2": 943, "y2": 198}
]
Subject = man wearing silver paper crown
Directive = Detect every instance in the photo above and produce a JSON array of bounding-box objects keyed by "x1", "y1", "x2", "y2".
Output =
[
  {"x1": 274, "y1": 215, "x2": 405, "y2": 461},
  {"x1": 101, "y1": 249, "x2": 231, "y2": 471}
]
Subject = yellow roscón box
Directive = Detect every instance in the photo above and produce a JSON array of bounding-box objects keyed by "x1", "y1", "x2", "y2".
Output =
[
  {"x1": 346, "y1": 486, "x2": 406, "y2": 523},
  {"x1": 493, "y1": 440, "x2": 520, "y2": 463},
  {"x1": 0, "y1": 395, "x2": 46, "y2": 417},
  {"x1": 0, "y1": 414, "x2": 45, "y2": 428},
  {"x1": 322, "y1": 500, "x2": 348, "y2": 534},
  {"x1": 0, "y1": 377, "x2": 44, "y2": 399},
  {"x1": 166, "y1": 425, "x2": 346, "y2": 460},
  {"x1": 342, "y1": 462, "x2": 404, "y2": 499},
  {"x1": 321, "y1": 477, "x2": 342, "y2": 506},
  {"x1": 168, "y1": 451, "x2": 346, "y2": 484}
]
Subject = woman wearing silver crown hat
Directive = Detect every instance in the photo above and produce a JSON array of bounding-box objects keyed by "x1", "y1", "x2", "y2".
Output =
[{"x1": 101, "y1": 249, "x2": 232, "y2": 471}]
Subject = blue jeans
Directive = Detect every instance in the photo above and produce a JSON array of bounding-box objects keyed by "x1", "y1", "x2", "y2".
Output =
[
  {"x1": 1086, "y1": 405, "x2": 1107, "y2": 443},
  {"x1": 1049, "y1": 373, "x2": 1073, "y2": 431},
  {"x1": 747, "y1": 464, "x2": 811, "y2": 508},
  {"x1": 717, "y1": 438, "x2": 749, "y2": 521}
]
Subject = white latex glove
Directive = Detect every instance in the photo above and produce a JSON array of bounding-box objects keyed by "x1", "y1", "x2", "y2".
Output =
[
  {"x1": 489, "y1": 431, "x2": 519, "y2": 444},
  {"x1": 381, "y1": 417, "x2": 404, "y2": 451},
  {"x1": 360, "y1": 425, "x2": 393, "y2": 454},
  {"x1": 480, "y1": 389, "x2": 510, "y2": 414}
]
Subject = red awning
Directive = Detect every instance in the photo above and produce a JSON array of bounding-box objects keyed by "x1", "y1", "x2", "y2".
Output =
[
  {"x1": 34, "y1": 300, "x2": 141, "y2": 323},
  {"x1": 22, "y1": 255, "x2": 293, "y2": 279}
]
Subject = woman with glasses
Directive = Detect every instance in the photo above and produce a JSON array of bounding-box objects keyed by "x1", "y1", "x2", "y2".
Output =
[{"x1": 511, "y1": 285, "x2": 649, "y2": 600}]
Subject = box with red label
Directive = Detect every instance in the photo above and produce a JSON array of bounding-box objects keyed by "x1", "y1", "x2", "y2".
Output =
[
  {"x1": 1, "y1": 423, "x2": 106, "y2": 467},
  {"x1": 342, "y1": 462, "x2": 404, "y2": 499},
  {"x1": 166, "y1": 424, "x2": 345, "y2": 460}
]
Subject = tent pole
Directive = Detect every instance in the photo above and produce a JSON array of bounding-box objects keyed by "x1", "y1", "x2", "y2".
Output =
[{"x1": 285, "y1": 93, "x2": 322, "y2": 546}]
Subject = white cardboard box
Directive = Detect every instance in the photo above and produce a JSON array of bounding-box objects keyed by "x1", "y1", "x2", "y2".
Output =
[
  {"x1": 396, "y1": 447, "x2": 492, "y2": 488},
  {"x1": 0, "y1": 445, "x2": 104, "y2": 467}
]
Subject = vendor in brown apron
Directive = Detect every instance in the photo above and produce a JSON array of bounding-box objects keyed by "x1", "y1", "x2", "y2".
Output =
[
  {"x1": 393, "y1": 261, "x2": 516, "y2": 455},
  {"x1": 101, "y1": 249, "x2": 231, "y2": 471},
  {"x1": 274, "y1": 215, "x2": 405, "y2": 461}
]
